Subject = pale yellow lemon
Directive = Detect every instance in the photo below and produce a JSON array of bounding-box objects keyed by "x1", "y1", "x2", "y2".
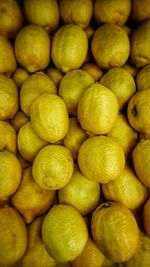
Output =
[
  {"x1": 91, "y1": 202, "x2": 139, "y2": 262},
  {"x1": 20, "y1": 71, "x2": 56, "y2": 116},
  {"x1": 46, "y1": 66, "x2": 64, "y2": 87},
  {"x1": 24, "y1": 0, "x2": 59, "y2": 33},
  {"x1": 51, "y1": 24, "x2": 88, "y2": 73},
  {"x1": 0, "y1": 120, "x2": 17, "y2": 154},
  {"x1": 136, "y1": 64, "x2": 150, "y2": 91},
  {"x1": 0, "y1": 206, "x2": 27, "y2": 266},
  {"x1": 30, "y1": 92, "x2": 69, "y2": 143},
  {"x1": 0, "y1": 74, "x2": 19, "y2": 120},
  {"x1": 58, "y1": 166, "x2": 100, "y2": 215},
  {"x1": 132, "y1": 0, "x2": 150, "y2": 22},
  {"x1": 132, "y1": 139, "x2": 150, "y2": 188},
  {"x1": 107, "y1": 114, "x2": 138, "y2": 158},
  {"x1": 15, "y1": 24, "x2": 50, "y2": 73},
  {"x1": 78, "y1": 135, "x2": 125, "y2": 183},
  {"x1": 58, "y1": 69, "x2": 94, "y2": 116},
  {"x1": 0, "y1": 0, "x2": 23, "y2": 38},
  {"x1": 11, "y1": 110, "x2": 30, "y2": 133},
  {"x1": 60, "y1": 0, "x2": 93, "y2": 29},
  {"x1": 82, "y1": 63, "x2": 104, "y2": 82},
  {"x1": 63, "y1": 117, "x2": 88, "y2": 160},
  {"x1": 12, "y1": 167, "x2": 55, "y2": 224},
  {"x1": 100, "y1": 67, "x2": 136, "y2": 110},
  {"x1": 12, "y1": 67, "x2": 30, "y2": 88},
  {"x1": 17, "y1": 122, "x2": 47, "y2": 162},
  {"x1": 77, "y1": 83, "x2": 118, "y2": 135},
  {"x1": 32, "y1": 144, "x2": 74, "y2": 190},
  {"x1": 91, "y1": 24, "x2": 130, "y2": 69},
  {"x1": 0, "y1": 150, "x2": 22, "y2": 200},
  {"x1": 42, "y1": 204, "x2": 88, "y2": 262},
  {"x1": 102, "y1": 164, "x2": 148, "y2": 210},
  {"x1": 130, "y1": 20, "x2": 150, "y2": 68},
  {"x1": 94, "y1": 0, "x2": 131, "y2": 26}
]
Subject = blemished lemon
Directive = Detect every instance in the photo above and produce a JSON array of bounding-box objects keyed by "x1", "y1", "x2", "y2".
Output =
[
  {"x1": 63, "y1": 117, "x2": 88, "y2": 160},
  {"x1": 136, "y1": 64, "x2": 150, "y2": 91},
  {"x1": 51, "y1": 24, "x2": 88, "y2": 73},
  {"x1": 15, "y1": 24, "x2": 50, "y2": 73},
  {"x1": 100, "y1": 67, "x2": 136, "y2": 111},
  {"x1": 12, "y1": 167, "x2": 56, "y2": 224},
  {"x1": 12, "y1": 67, "x2": 30, "y2": 88},
  {"x1": 71, "y1": 238, "x2": 105, "y2": 267},
  {"x1": 127, "y1": 89, "x2": 150, "y2": 134},
  {"x1": 58, "y1": 166, "x2": 100, "y2": 215},
  {"x1": 102, "y1": 164, "x2": 148, "y2": 210},
  {"x1": 130, "y1": 20, "x2": 150, "y2": 68},
  {"x1": 77, "y1": 83, "x2": 118, "y2": 135},
  {"x1": 58, "y1": 69, "x2": 94, "y2": 116},
  {"x1": 46, "y1": 66, "x2": 64, "y2": 87},
  {"x1": 0, "y1": 150, "x2": 22, "y2": 201},
  {"x1": 32, "y1": 144, "x2": 74, "y2": 190},
  {"x1": 17, "y1": 121, "x2": 47, "y2": 162},
  {"x1": 30, "y1": 92, "x2": 69, "y2": 143},
  {"x1": 0, "y1": 34, "x2": 17, "y2": 75},
  {"x1": 143, "y1": 198, "x2": 150, "y2": 238},
  {"x1": 20, "y1": 71, "x2": 56, "y2": 117},
  {"x1": 78, "y1": 135, "x2": 125, "y2": 183},
  {"x1": 60, "y1": 0, "x2": 93, "y2": 29},
  {"x1": 132, "y1": 139, "x2": 150, "y2": 188},
  {"x1": 91, "y1": 202, "x2": 139, "y2": 262},
  {"x1": 132, "y1": 0, "x2": 150, "y2": 22},
  {"x1": 91, "y1": 24, "x2": 130, "y2": 69},
  {"x1": 0, "y1": 120, "x2": 17, "y2": 154},
  {"x1": 0, "y1": 206, "x2": 27, "y2": 266},
  {"x1": 0, "y1": 74, "x2": 19, "y2": 120},
  {"x1": 42, "y1": 204, "x2": 88, "y2": 262},
  {"x1": 82, "y1": 63, "x2": 104, "y2": 82},
  {"x1": 24, "y1": 0, "x2": 60, "y2": 33},
  {"x1": 11, "y1": 110, "x2": 30, "y2": 133},
  {"x1": 107, "y1": 114, "x2": 138, "y2": 158},
  {"x1": 94, "y1": 0, "x2": 131, "y2": 26}
]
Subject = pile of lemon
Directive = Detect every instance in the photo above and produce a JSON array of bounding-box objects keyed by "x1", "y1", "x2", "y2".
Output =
[{"x1": 1, "y1": 0, "x2": 150, "y2": 266}]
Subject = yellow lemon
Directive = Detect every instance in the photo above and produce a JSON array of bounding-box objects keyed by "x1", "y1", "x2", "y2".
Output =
[
  {"x1": 77, "y1": 83, "x2": 118, "y2": 135},
  {"x1": 58, "y1": 165, "x2": 100, "y2": 215},
  {"x1": 20, "y1": 71, "x2": 56, "y2": 117},
  {"x1": 100, "y1": 67, "x2": 136, "y2": 110},
  {"x1": 91, "y1": 24, "x2": 130, "y2": 69},
  {"x1": 58, "y1": 69, "x2": 94, "y2": 116},
  {"x1": 0, "y1": 206, "x2": 27, "y2": 266},
  {"x1": 12, "y1": 67, "x2": 30, "y2": 88},
  {"x1": 132, "y1": 139, "x2": 150, "y2": 188},
  {"x1": 82, "y1": 63, "x2": 104, "y2": 82},
  {"x1": 132, "y1": 0, "x2": 150, "y2": 22},
  {"x1": 32, "y1": 144, "x2": 74, "y2": 190},
  {"x1": 0, "y1": 120, "x2": 17, "y2": 154},
  {"x1": 24, "y1": 0, "x2": 59, "y2": 33},
  {"x1": 94, "y1": 0, "x2": 131, "y2": 26},
  {"x1": 136, "y1": 64, "x2": 150, "y2": 91},
  {"x1": 102, "y1": 164, "x2": 148, "y2": 210},
  {"x1": 78, "y1": 135, "x2": 125, "y2": 183},
  {"x1": 15, "y1": 24, "x2": 50, "y2": 73},
  {"x1": 42, "y1": 204, "x2": 88, "y2": 262},
  {"x1": 30, "y1": 92, "x2": 69, "y2": 143},
  {"x1": 0, "y1": 74, "x2": 19, "y2": 120},
  {"x1": 12, "y1": 167, "x2": 56, "y2": 224},
  {"x1": 91, "y1": 202, "x2": 139, "y2": 262},
  {"x1": 51, "y1": 24, "x2": 88, "y2": 73},
  {"x1": 60, "y1": 0, "x2": 93, "y2": 29},
  {"x1": 46, "y1": 66, "x2": 64, "y2": 87},
  {"x1": 11, "y1": 110, "x2": 30, "y2": 133}
]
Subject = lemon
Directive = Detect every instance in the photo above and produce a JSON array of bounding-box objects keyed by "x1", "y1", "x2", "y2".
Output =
[
  {"x1": 42, "y1": 204, "x2": 88, "y2": 262},
  {"x1": 20, "y1": 71, "x2": 56, "y2": 117},
  {"x1": 12, "y1": 167, "x2": 56, "y2": 224},
  {"x1": 143, "y1": 198, "x2": 150, "y2": 238},
  {"x1": 30, "y1": 92, "x2": 69, "y2": 143},
  {"x1": 82, "y1": 63, "x2": 104, "y2": 82},
  {"x1": 17, "y1": 153, "x2": 31, "y2": 171},
  {"x1": 58, "y1": 166, "x2": 100, "y2": 215},
  {"x1": 60, "y1": 0, "x2": 93, "y2": 29},
  {"x1": 94, "y1": 0, "x2": 131, "y2": 26},
  {"x1": 77, "y1": 83, "x2": 118, "y2": 135},
  {"x1": 11, "y1": 110, "x2": 30, "y2": 133},
  {"x1": 91, "y1": 202, "x2": 139, "y2": 262},
  {"x1": 51, "y1": 24, "x2": 88, "y2": 73},
  {"x1": 122, "y1": 62, "x2": 138, "y2": 77},
  {"x1": 46, "y1": 66, "x2": 64, "y2": 87},
  {"x1": 17, "y1": 121, "x2": 47, "y2": 162},
  {"x1": 12, "y1": 67, "x2": 29, "y2": 88},
  {"x1": 136, "y1": 64, "x2": 150, "y2": 91},
  {"x1": 91, "y1": 24, "x2": 130, "y2": 69},
  {"x1": 84, "y1": 25, "x2": 95, "y2": 40},
  {"x1": 0, "y1": 120, "x2": 17, "y2": 154},
  {"x1": 0, "y1": 206, "x2": 27, "y2": 266},
  {"x1": 15, "y1": 24, "x2": 50, "y2": 73},
  {"x1": 132, "y1": 0, "x2": 150, "y2": 22},
  {"x1": 102, "y1": 164, "x2": 148, "y2": 210},
  {"x1": 100, "y1": 67, "x2": 136, "y2": 110},
  {"x1": 58, "y1": 69, "x2": 94, "y2": 116},
  {"x1": 24, "y1": 0, "x2": 59, "y2": 33},
  {"x1": 32, "y1": 144, "x2": 74, "y2": 190},
  {"x1": 78, "y1": 136, "x2": 125, "y2": 183}
]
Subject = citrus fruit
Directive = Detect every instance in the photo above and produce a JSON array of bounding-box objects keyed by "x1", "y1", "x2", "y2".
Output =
[{"x1": 0, "y1": 120, "x2": 17, "y2": 154}]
